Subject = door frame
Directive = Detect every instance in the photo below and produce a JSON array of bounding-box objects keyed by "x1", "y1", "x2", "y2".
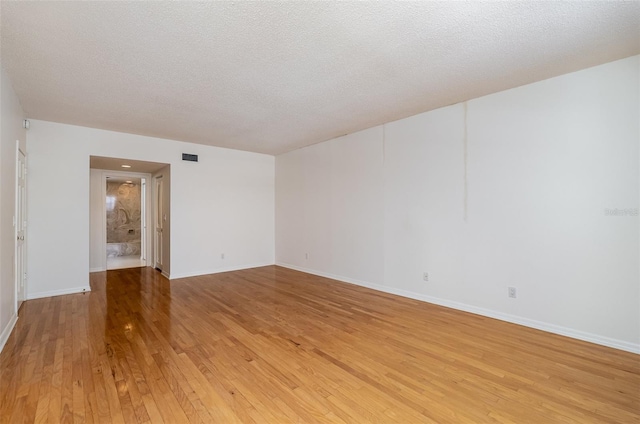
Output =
[
  {"x1": 153, "y1": 175, "x2": 164, "y2": 271},
  {"x1": 15, "y1": 142, "x2": 27, "y2": 311},
  {"x1": 100, "y1": 170, "x2": 152, "y2": 270}
]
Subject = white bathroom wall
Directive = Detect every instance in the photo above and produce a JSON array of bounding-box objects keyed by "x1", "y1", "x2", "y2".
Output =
[
  {"x1": 276, "y1": 55, "x2": 640, "y2": 352},
  {"x1": 0, "y1": 66, "x2": 26, "y2": 351},
  {"x1": 27, "y1": 121, "x2": 275, "y2": 299}
]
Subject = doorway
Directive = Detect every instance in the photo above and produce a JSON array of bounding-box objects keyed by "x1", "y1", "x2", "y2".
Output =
[
  {"x1": 89, "y1": 156, "x2": 170, "y2": 275},
  {"x1": 154, "y1": 175, "x2": 164, "y2": 271},
  {"x1": 15, "y1": 146, "x2": 26, "y2": 309},
  {"x1": 105, "y1": 175, "x2": 146, "y2": 270}
]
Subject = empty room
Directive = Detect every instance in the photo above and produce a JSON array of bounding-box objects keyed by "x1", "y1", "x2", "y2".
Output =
[{"x1": 0, "y1": 2, "x2": 638, "y2": 423}]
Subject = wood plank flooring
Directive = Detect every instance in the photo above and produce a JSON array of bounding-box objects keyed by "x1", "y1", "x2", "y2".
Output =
[{"x1": 1, "y1": 265, "x2": 638, "y2": 423}]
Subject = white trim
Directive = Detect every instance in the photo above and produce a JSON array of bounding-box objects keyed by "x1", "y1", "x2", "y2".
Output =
[
  {"x1": 14, "y1": 141, "x2": 19, "y2": 313},
  {"x1": 169, "y1": 262, "x2": 275, "y2": 280},
  {"x1": 14, "y1": 141, "x2": 27, "y2": 314},
  {"x1": 276, "y1": 262, "x2": 640, "y2": 354},
  {"x1": 0, "y1": 314, "x2": 18, "y2": 354},
  {"x1": 90, "y1": 267, "x2": 106, "y2": 273},
  {"x1": 153, "y1": 174, "x2": 165, "y2": 271},
  {"x1": 100, "y1": 172, "x2": 107, "y2": 269},
  {"x1": 27, "y1": 286, "x2": 91, "y2": 300}
]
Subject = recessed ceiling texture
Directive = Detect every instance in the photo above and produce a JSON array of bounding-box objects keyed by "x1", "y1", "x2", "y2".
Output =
[{"x1": 2, "y1": 1, "x2": 639, "y2": 155}]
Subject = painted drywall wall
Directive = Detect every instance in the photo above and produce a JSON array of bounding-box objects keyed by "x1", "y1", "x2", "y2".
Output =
[
  {"x1": 276, "y1": 55, "x2": 640, "y2": 352},
  {"x1": 276, "y1": 127, "x2": 385, "y2": 285},
  {"x1": 89, "y1": 169, "x2": 104, "y2": 272},
  {"x1": 27, "y1": 121, "x2": 275, "y2": 298},
  {"x1": 0, "y1": 66, "x2": 26, "y2": 351}
]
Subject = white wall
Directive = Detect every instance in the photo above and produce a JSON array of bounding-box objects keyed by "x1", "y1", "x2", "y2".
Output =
[
  {"x1": 89, "y1": 169, "x2": 104, "y2": 272},
  {"x1": 27, "y1": 121, "x2": 275, "y2": 299},
  {"x1": 276, "y1": 127, "x2": 385, "y2": 285},
  {"x1": 276, "y1": 55, "x2": 640, "y2": 352},
  {"x1": 0, "y1": 66, "x2": 26, "y2": 351}
]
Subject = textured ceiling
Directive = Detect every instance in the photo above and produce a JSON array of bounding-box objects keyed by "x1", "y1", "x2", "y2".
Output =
[{"x1": 2, "y1": 2, "x2": 639, "y2": 155}]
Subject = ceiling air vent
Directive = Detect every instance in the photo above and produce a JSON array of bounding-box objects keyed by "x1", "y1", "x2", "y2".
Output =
[{"x1": 182, "y1": 153, "x2": 198, "y2": 162}]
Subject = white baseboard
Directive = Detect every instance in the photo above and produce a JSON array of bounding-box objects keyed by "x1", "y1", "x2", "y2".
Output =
[
  {"x1": 169, "y1": 262, "x2": 275, "y2": 280},
  {"x1": 276, "y1": 262, "x2": 640, "y2": 354},
  {"x1": 27, "y1": 286, "x2": 91, "y2": 300},
  {"x1": 0, "y1": 314, "x2": 18, "y2": 354},
  {"x1": 89, "y1": 267, "x2": 105, "y2": 273}
]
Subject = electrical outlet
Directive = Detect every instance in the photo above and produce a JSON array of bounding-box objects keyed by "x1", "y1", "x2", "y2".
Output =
[
  {"x1": 221, "y1": 253, "x2": 225, "y2": 259},
  {"x1": 508, "y1": 287, "x2": 517, "y2": 298},
  {"x1": 305, "y1": 252, "x2": 309, "y2": 260},
  {"x1": 423, "y1": 272, "x2": 429, "y2": 282}
]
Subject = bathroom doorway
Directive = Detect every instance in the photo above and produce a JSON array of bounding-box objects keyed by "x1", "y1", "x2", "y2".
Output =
[
  {"x1": 89, "y1": 156, "x2": 170, "y2": 274},
  {"x1": 105, "y1": 175, "x2": 146, "y2": 270}
]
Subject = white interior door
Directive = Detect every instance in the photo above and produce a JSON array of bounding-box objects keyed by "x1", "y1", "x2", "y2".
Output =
[
  {"x1": 16, "y1": 148, "x2": 27, "y2": 309},
  {"x1": 154, "y1": 176, "x2": 164, "y2": 270}
]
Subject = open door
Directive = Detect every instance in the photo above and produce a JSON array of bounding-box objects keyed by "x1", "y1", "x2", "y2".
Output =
[
  {"x1": 16, "y1": 148, "x2": 27, "y2": 309},
  {"x1": 154, "y1": 175, "x2": 164, "y2": 270}
]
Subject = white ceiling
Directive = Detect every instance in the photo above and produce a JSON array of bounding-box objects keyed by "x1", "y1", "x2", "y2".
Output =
[
  {"x1": 90, "y1": 156, "x2": 167, "y2": 174},
  {"x1": 106, "y1": 176, "x2": 141, "y2": 185},
  {"x1": 2, "y1": 2, "x2": 639, "y2": 155}
]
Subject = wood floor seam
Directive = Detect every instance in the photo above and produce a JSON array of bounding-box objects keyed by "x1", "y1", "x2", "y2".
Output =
[{"x1": 0, "y1": 265, "x2": 638, "y2": 423}]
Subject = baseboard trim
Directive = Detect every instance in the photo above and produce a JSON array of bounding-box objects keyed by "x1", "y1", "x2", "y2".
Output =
[
  {"x1": 276, "y1": 262, "x2": 640, "y2": 354},
  {"x1": 89, "y1": 267, "x2": 105, "y2": 273},
  {"x1": 170, "y1": 262, "x2": 275, "y2": 280},
  {"x1": 27, "y1": 286, "x2": 91, "y2": 300},
  {"x1": 0, "y1": 314, "x2": 18, "y2": 354}
]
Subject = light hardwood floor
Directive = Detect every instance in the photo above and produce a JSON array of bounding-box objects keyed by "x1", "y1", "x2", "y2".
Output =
[{"x1": 0, "y1": 266, "x2": 638, "y2": 423}]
